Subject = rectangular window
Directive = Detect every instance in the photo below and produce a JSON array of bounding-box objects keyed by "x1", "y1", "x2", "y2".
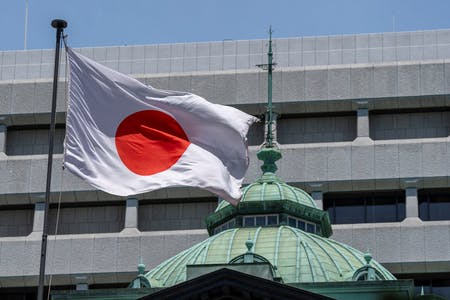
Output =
[
  {"x1": 288, "y1": 217, "x2": 296, "y2": 227},
  {"x1": 255, "y1": 216, "x2": 266, "y2": 226},
  {"x1": 6, "y1": 125, "x2": 66, "y2": 156},
  {"x1": 277, "y1": 113, "x2": 357, "y2": 144},
  {"x1": 306, "y1": 223, "x2": 315, "y2": 233},
  {"x1": 370, "y1": 109, "x2": 450, "y2": 141},
  {"x1": 244, "y1": 216, "x2": 255, "y2": 227},
  {"x1": 267, "y1": 215, "x2": 278, "y2": 225},
  {"x1": 298, "y1": 220, "x2": 306, "y2": 231},
  {"x1": 287, "y1": 216, "x2": 315, "y2": 233},
  {"x1": 419, "y1": 189, "x2": 450, "y2": 221},
  {"x1": 324, "y1": 191, "x2": 405, "y2": 224}
]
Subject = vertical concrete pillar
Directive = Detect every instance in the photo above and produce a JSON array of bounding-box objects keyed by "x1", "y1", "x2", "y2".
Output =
[
  {"x1": 74, "y1": 275, "x2": 88, "y2": 291},
  {"x1": 405, "y1": 187, "x2": 419, "y2": 218},
  {"x1": 76, "y1": 283, "x2": 88, "y2": 291},
  {"x1": 32, "y1": 202, "x2": 45, "y2": 233},
  {"x1": 124, "y1": 198, "x2": 139, "y2": 230},
  {"x1": 356, "y1": 101, "x2": 370, "y2": 138},
  {"x1": 311, "y1": 191, "x2": 323, "y2": 210},
  {"x1": 309, "y1": 183, "x2": 323, "y2": 210},
  {"x1": 0, "y1": 124, "x2": 7, "y2": 154}
]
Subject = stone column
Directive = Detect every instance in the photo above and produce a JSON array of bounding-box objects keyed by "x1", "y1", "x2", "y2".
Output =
[
  {"x1": 0, "y1": 124, "x2": 7, "y2": 155},
  {"x1": 122, "y1": 198, "x2": 139, "y2": 232},
  {"x1": 403, "y1": 179, "x2": 420, "y2": 220},
  {"x1": 309, "y1": 183, "x2": 323, "y2": 210},
  {"x1": 74, "y1": 275, "x2": 88, "y2": 291},
  {"x1": 356, "y1": 101, "x2": 370, "y2": 139},
  {"x1": 32, "y1": 202, "x2": 45, "y2": 234},
  {"x1": 406, "y1": 187, "x2": 419, "y2": 218},
  {"x1": 311, "y1": 191, "x2": 323, "y2": 210}
]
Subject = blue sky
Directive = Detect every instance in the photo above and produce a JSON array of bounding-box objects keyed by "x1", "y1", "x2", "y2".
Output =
[{"x1": 1, "y1": 0, "x2": 450, "y2": 51}]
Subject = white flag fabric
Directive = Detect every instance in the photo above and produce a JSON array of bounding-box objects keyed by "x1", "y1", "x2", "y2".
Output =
[{"x1": 64, "y1": 48, "x2": 258, "y2": 205}]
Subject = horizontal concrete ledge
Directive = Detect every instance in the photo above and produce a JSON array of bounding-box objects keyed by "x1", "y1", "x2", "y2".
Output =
[
  {"x1": 1, "y1": 94, "x2": 450, "y2": 128},
  {"x1": 1, "y1": 137, "x2": 450, "y2": 204},
  {"x1": 331, "y1": 220, "x2": 450, "y2": 274},
  {"x1": 0, "y1": 222, "x2": 448, "y2": 287},
  {"x1": 0, "y1": 229, "x2": 209, "y2": 287},
  {"x1": 2, "y1": 59, "x2": 450, "y2": 119},
  {"x1": 385, "y1": 261, "x2": 450, "y2": 275},
  {"x1": 0, "y1": 272, "x2": 138, "y2": 288}
]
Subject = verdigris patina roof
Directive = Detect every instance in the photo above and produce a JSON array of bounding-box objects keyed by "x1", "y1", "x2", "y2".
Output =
[
  {"x1": 215, "y1": 171, "x2": 317, "y2": 212},
  {"x1": 143, "y1": 226, "x2": 395, "y2": 288},
  {"x1": 205, "y1": 147, "x2": 333, "y2": 237}
]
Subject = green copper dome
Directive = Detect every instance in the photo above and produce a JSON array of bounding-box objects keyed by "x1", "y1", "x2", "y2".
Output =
[
  {"x1": 143, "y1": 226, "x2": 395, "y2": 288},
  {"x1": 140, "y1": 146, "x2": 395, "y2": 289},
  {"x1": 206, "y1": 148, "x2": 332, "y2": 237},
  {"x1": 215, "y1": 172, "x2": 317, "y2": 211}
]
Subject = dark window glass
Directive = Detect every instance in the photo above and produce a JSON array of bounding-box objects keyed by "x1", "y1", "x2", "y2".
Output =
[
  {"x1": 366, "y1": 197, "x2": 398, "y2": 223},
  {"x1": 409, "y1": 278, "x2": 450, "y2": 299},
  {"x1": 334, "y1": 198, "x2": 365, "y2": 224},
  {"x1": 419, "y1": 189, "x2": 450, "y2": 221},
  {"x1": 288, "y1": 217, "x2": 296, "y2": 227},
  {"x1": 306, "y1": 223, "x2": 315, "y2": 233},
  {"x1": 298, "y1": 220, "x2": 306, "y2": 230},
  {"x1": 324, "y1": 191, "x2": 405, "y2": 224},
  {"x1": 277, "y1": 113, "x2": 357, "y2": 144},
  {"x1": 267, "y1": 215, "x2": 278, "y2": 225},
  {"x1": 6, "y1": 125, "x2": 66, "y2": 156},
  {"x1": 255, "y1": 216, "x2": 265, "y2": 226},
  {"x1": 244, "y1": 217, "x2": 255, "y2": 227}
]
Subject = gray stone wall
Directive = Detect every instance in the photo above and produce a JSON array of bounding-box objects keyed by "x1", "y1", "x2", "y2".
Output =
[
  {"x1": 0, "y1": 221, "x2": 448, "y2": 287},
  {"x1": 1, "y1": 28, "x2": 450, "y2": 288},
  {"x1": 2, "y1": 29, "x2": 450, "y2": 80}
]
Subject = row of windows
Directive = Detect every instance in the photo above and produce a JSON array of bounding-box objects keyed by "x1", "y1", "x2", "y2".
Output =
[
  {"x1": 1, "y1": 189, "x2": 449, "y2": 237},
  {"x1": 214, "y1": 215, "x2": 318, "y2": 235},
  {"x1": 243, "y1": 215, "x2": 278, "y2": 227},
  {"x1": 214, "y1": 219, "x2": 237, "y2": 234},
  {"x1": 242, "y1": 215, "x2": 317, "y2": 233},
  {"x1": 287, "y1": 216, "x2": 316, "y2": 233},
  {"x1": 324, "y1": 191, "x2": 405, "y2": 224},
  {"x1": 418, "y1": 190, "x2": 450, "y2": 221},
  {"x1": 324, "y1": 189, "x2": 450, "y2": 224},
  {"x1": 5, "y1": 109, "x2": 450, "y2": 156}
]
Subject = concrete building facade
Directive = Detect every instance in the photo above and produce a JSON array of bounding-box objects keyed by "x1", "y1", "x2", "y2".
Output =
[{"x1": 0, "y1": 28, "x2": 449, "y2": 298}]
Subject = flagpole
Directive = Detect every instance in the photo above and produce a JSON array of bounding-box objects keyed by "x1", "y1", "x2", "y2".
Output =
[{"x1": 37, "y1": 18, "x2": 67, "y2": 300}]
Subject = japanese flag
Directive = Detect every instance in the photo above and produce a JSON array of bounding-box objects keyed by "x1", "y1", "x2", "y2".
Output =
[{"x1": 64, "y1": 48, "x2": 258, "y2": 205}]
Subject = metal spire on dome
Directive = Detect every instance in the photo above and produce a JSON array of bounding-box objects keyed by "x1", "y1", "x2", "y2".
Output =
[
  {"x1": 256, "y1": 26, "x2": 282, "y2": 173},
  {"x1": 257, "y1": 26, "x2": 277, "y2": 148}
]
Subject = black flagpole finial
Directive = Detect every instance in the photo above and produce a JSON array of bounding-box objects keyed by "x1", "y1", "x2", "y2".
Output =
[{"x1": 51, "y1": 19, "x2": 67, "y2": 29}]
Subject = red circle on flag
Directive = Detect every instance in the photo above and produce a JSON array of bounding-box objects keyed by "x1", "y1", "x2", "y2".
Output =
[{"x1": 115, "y1": 110, "x2": 190, "y2": 175}]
